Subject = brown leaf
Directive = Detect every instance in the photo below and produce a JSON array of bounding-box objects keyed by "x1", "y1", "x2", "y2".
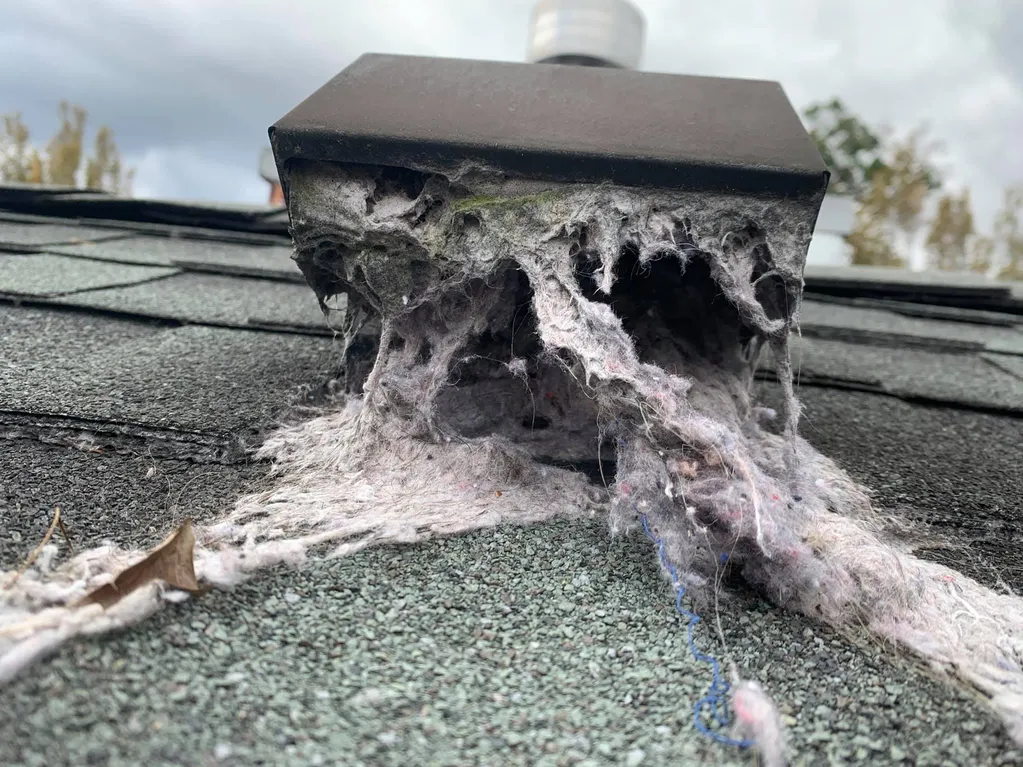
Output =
[{"x1": 74, "y1": 519, "x2": 200, "y2": 609}]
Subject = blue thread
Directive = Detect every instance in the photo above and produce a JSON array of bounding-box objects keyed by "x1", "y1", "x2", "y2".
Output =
[
  {"x1": 612, "y1": 429, "x2": 751, "y2": 748},
  {"x1": 639, "y1": 514, "x2": 754, "y2": 749}
]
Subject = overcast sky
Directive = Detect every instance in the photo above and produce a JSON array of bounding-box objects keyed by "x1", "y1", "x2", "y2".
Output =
[{"x1": 1, "y1": 0, "x2": 1021, "y2": 234}]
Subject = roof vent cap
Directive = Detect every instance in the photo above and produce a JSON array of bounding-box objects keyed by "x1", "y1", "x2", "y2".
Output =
[{"x1": 527, "y1": 0, "x2": 646, "y2": 70}]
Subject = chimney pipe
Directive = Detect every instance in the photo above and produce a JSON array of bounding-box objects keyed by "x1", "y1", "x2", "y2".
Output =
[{"x1": 526, "y1": 0, "x2": 646, "y2": 70}]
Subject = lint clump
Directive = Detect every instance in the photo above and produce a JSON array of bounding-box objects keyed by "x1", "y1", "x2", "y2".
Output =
[{"x1": 278, "y1": 159, "x2": 1023, "y2": 756}]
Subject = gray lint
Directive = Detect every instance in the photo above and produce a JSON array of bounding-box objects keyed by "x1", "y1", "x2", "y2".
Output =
[{"x1": 3, "y1": 160, "x2": 1023, "y2": 764}]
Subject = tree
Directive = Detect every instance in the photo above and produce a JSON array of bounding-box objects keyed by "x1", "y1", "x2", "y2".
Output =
[
  {"x1": 0, "y1": 101, "x2": 133, "y2": 195},
  {"x1": 925, "y1": 189, "x2": 975, "y2": 272},
  {"x1": 847, "y1": 183, "x2": 904, "y2": 268},
  {"x1": 886, "y1": 131, "x2": 943, "y2": 254},
  {"x1": 0, "y1": 113, "x2": 41, "y2": 184},
  {"x1": 843, "y1": 130, "x2": 943, "y2": 268},
  {"x1": 85, "y1": 126, "x2": 128, "y2": 192},
  {"x1": 803, "y1": 98, "x2": 888, "y2": 198},
  {"x1": 804, "y1": 101, "x2": 943, "y2": 268},
  {"x1": 967, "y1": 235, "x2": 995, "y2": 275},
  {"x1": 805, "y1": 99, "x2": 1023, "y2": 277},
  {"x1": 993, "y1": 185, "x2": 1023, "y2": 281},
  {"x1": 46, "y1": 102, "x2": 86, "y2": 186}
]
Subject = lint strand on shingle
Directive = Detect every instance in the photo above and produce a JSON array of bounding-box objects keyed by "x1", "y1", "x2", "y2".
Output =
[
  {"x1": 638, "y1": 515, "x2": 755, "y2": 747},
  {"x1": 640, "y1": 511, "x2": 786, "y2": 765}
]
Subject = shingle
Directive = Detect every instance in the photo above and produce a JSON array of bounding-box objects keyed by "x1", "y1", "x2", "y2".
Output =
[
  {"x1": 0, "y1": 211, "x2": 80, "y2": 226},
  {"x1": 1, "y1": 213, "x2": 288, "y2": 247},
  {"x1": 804, "y1": 294, "x2": 1021, "y2": 327},
  {"x1": 0, "y1": 186, "x2": 289, "y2": 236},
  {"x1": 982, "y1": 352, "x2": 1023, "y2": 381},
  {"x1": 799, "y1": 299, "x2": 1023, "y2": 356},
  {"x1": 0, "y1": 220, "x2": 129, "y2": 252},
  {"x1": 803, "y1": 264, "x2": 1009, "y2": 294},
  {"x1": 42, "y1": 236, "x2": 177, "y2": 266},
  {"x1": 1, "y1": 305, "x2": 336, "y2": 453},
  {"x1": 0, "y1": 305, "x2": 164, "y2": 368},
  {"x1": 784, "y1": 336, "x2": 1023, "y2": 412},
  {"x1": 39, "y1": 324, "x2": 334, "y2": 435},
  {"x1": 44, "y1": 234, "x2": 304, "y2": 281},
  {"x1": 0, "y1": 253, "x2": 179, "y2": 297},
  {"x1": 757, "y1": 383, "x2": 1023, "y2": 588},
  {"x1": 168, "y1": 241, "x2": 303, "y2": 282},
  {"x1": 50, "y1": 271, "x2": 333, "y2": 331},
  {"x1": 802, "y1": 266, "x2": 1022, "y2": 313},
  {"x1": 0, "y1": 440, "x2": 266, "y2": 566}
]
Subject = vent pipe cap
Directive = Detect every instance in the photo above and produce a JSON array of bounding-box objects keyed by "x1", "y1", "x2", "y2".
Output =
[{"x1": 526, "y1": 0, "x2": 646, "y2": 70}]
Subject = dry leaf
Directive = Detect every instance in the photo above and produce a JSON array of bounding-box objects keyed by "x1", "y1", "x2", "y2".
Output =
[{"x1": 74, "y1": 519, "x2": 200, "y2": 609}]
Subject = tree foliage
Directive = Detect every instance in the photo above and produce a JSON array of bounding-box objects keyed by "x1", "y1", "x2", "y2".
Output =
[
  {"x1": 994, "y1": 185, "x2": 1023, "y2": 281},
  {"x1": 803, "y1": 100, "x2": 945, "y2": 268},
  {"x1": 803, "y1": 98, "x2": 890, "y2": 199},
  {"x1": 922, "y1": 183, "x2": 1023, "y2": 280},
  {"x1": 0, "y1": 101, "x2": 133, "y2": 195},
  {"x1": 802, "y1": 99, "x2": 1023, "y2": 279},
  {"x1": 85, "y1": 126, "x2": 128, "y2": 193},
  {"x1": 0, "y1": 113, "x2": 37, "y2": 184},
  {"x1": 925, "y1": 189, "x2": 975, "y2": 272},
  {"x1": 841, "y1": 130, "x2": 943, "y2": 268}
]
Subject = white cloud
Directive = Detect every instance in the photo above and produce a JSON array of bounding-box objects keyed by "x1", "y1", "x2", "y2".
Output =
[{"x1": 1, "y1": 0, "x2": 1021, "y2": 231}]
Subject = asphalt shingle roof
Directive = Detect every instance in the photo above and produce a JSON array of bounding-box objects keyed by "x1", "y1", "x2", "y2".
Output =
[
  {"x1": 0, "y1": 203, "x2": 339, "y2": 465},
  {"x1": 43, "y1": 234, "x2": 304, "y2": 279},
  {"x1": 0, "y1": 220, "x2": 131, "y2": 252},
  {"x1": 1, "y1": 187, "x2": 1021, "y2": 766},
  {"x1": 0, "y1": 253, "x2": 178, "y2": 297}
]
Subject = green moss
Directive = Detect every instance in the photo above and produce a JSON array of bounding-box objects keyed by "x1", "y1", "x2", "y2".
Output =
[{"x1": 428, "y1": 190, "x2": 566, "y2": 259}]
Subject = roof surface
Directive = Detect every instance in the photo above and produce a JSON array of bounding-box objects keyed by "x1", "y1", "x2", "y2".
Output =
[{"x1": 1, "y1": 186, "x2": 1022, "y2": 766}]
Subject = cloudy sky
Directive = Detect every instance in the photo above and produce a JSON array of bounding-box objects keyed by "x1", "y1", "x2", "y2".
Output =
[{"x1": 1, "y1": 0, "x2": 1021, "y2": 233}]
